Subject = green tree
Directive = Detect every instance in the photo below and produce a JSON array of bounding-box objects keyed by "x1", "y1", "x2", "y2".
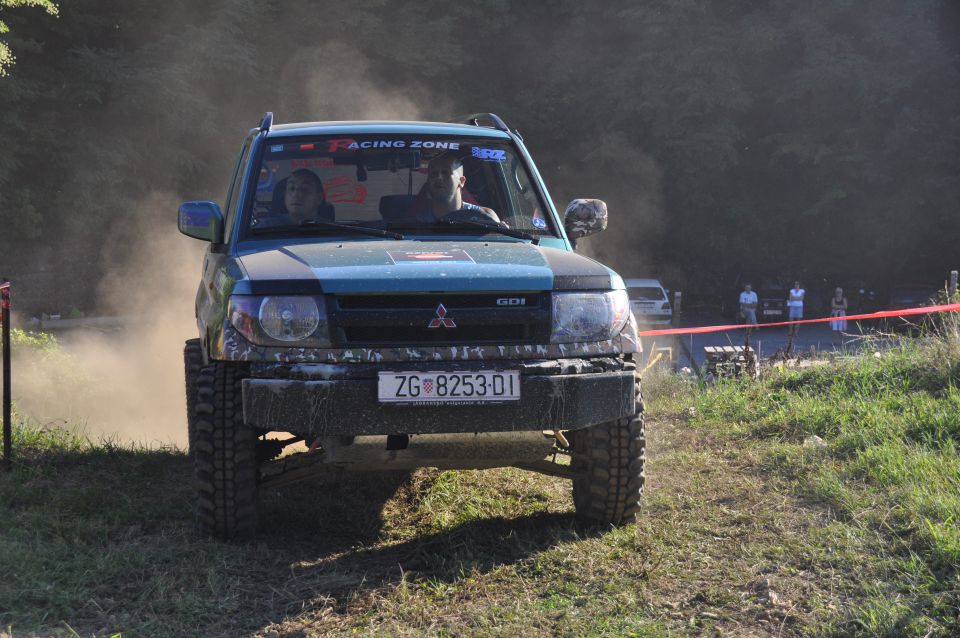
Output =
[{"x1": 0, "y1": 0, "x2": 57, "y2": 75}]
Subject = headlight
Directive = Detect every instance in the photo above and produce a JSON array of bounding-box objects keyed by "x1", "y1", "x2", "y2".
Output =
[
  {"x1": 260, "y1": 296, "x2": 320, "y2": 341},
  {"x1": 551, "y1": 290, "x2": 630, "y2": 343},
  {"x1": 228, "y1": 295, "x2": 330, "y2": 347}
]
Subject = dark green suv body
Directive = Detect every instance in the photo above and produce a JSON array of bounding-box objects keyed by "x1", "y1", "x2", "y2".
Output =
[{"x1": 179, "y1": 113, "x2": 644, "y2": 539}]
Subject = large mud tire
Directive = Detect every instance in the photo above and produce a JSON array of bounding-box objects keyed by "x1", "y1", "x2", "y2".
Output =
[
  {"x1": 193, "y1": 361, "x2": 258, "y2": 540},
  {"x1": 571, "y1": 380, "x2": 645, "y2": 525},
  {"x1": 183, "y1": 339, "x2": 202, "y2": 455}
]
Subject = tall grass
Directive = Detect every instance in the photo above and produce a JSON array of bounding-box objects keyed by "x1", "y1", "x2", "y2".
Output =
[{"x1": 680, "y1": 314, "x2": 960, "y2": 635}]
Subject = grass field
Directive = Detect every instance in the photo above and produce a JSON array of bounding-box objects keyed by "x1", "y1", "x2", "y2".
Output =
[{"x1": 1, "y1": 326, "x2": 959, "y2": 637}]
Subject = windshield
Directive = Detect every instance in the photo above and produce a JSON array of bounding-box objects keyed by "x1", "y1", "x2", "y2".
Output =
[{"x1": 241, "y1": 135, "x2": 554, "y2": 240}]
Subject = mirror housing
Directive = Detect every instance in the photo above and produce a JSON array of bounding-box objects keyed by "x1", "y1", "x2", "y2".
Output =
[
  {"x1": 563, "y1": 199, "x2": 608, "y2": 240},
  {"x1": 178, "y1": 201, "x2": 224, "y2": 243}
]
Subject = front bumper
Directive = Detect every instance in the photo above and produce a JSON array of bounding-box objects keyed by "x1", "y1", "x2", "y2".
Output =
[{"x1": 241, "y1": 357, "x2": 636, "y2": 437}]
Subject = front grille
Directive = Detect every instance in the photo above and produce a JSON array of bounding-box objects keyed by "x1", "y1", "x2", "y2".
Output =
[
  {"x1": 331, "y1": 293, "x2": 550, "y2": 346},
  {"x1": 337, "y1": 293, "x2": 539, "y2": 310}
]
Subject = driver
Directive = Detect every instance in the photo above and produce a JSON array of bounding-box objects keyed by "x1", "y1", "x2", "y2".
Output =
[{"x1": 417, "y1": 153, "x2": 500, "y2": 223}]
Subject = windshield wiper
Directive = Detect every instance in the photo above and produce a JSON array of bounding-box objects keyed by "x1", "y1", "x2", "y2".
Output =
[
  {"x1": 437, "y1": 218, "x2": 539, "y2": 244},
  {"x1": 251, "y1": 219, "x2": 404, "y2": 240}
]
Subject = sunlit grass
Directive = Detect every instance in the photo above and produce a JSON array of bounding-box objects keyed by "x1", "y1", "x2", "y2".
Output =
[{"x1": 682, "y1": 319, "x2": 960, "y2": 635}]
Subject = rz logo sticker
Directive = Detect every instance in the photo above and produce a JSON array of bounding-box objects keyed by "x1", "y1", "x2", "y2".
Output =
[{"x1": 471, "y1": 147, "x2": 507, "y2": 161}]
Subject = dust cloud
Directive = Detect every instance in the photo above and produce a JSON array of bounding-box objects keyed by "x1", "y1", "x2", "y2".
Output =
[
  {"x1": 9, "y1": 35, "x2": 436, "y2": 447},
  {"x1": 12, "y1": 192, "x2": 204, "y2": 448},
  {"x1": 278, "y1": 42, "x2": 442, "y2": 122},
  {"x1": 560, "y1": 134, "x2": 666, "y2": 281}
]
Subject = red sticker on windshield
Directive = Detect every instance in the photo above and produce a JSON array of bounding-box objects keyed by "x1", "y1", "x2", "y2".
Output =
[
  {"x1": 323, "y1": 176, "x2": 367, "y2": 204},
  {"x1": 388, "y1": 250, "x2": 475, "y2": 264}
]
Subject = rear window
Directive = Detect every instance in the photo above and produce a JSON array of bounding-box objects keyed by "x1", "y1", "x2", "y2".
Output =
[
  {"x1": 628, "y1": 286, "x2": 665, "y2": 301},
  {"x1": 240, "y1": 135, "x2": 554, "y2": 239}
]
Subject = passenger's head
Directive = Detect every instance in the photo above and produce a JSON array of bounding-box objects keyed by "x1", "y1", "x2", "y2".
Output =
[
  {"x1": 284, "y1": 169, "x2": 324, "y2": 221},
  {"x1": 744, "y1": 283, "x2": 752, "y2": 292},
  {"x1": 426, "y1": 153, "x2": 466, "y2": 203},
  {"x1": 835, "y1": 287, "x2": 843, "y2": 297}
]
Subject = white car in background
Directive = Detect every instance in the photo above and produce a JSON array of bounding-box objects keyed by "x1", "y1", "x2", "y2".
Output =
[{"x1": 624, "y1": 278, "x2": 672, "y2": 325}]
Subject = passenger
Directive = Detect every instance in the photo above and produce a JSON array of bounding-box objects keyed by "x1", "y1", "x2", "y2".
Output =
[
  {"x1": 282, "y1": 169, "x2": 326, "y2": 223},
  {"x1": 418, "y1": 153, "x2": 500, "y2": 223},
  {"x1": 257, "y1": 169, "x2": 328, "y2": 227}
]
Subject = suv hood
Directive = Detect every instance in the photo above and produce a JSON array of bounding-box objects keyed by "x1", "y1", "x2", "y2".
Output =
[{"x1": 233, "y1": 240, "x2": 617, "y2": 294}]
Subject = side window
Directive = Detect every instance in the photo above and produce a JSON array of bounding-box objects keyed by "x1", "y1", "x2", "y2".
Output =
[{"x1": 223, "y1": 134, "x2": 255, "y2": 235}]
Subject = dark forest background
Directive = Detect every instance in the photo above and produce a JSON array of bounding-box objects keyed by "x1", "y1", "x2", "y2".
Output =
[{"x1": 1, "y1": 0, "x2": 959, "y2": 314}]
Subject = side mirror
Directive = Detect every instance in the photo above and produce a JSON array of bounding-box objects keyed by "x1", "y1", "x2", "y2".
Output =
[
  {"x1": 563, "y1": 199, "x2": 608, "y2": 240},
  {"x1": 178, "y1": 201, "x2": 224, "y2": 242}
]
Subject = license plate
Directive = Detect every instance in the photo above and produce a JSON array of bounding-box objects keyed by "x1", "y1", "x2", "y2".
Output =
[
  {"x1": 763, "y1": 309, "x2": 782, "y2": 316},
  {"x1": 378, "y1": 370, "x2": 520, "y2": 404}
]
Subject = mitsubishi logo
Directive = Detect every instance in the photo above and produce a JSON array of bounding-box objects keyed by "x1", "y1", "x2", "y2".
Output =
[{"x1": 428, "y1": 303, "x2": 456, "y2": 328}]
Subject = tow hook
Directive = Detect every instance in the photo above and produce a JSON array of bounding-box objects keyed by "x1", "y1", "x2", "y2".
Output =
[{"x1": 543, "y1": 430, "x2": 570, "y2": 449}]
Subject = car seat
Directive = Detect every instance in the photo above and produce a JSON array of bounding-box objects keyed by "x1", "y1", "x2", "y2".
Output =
[
  {"x1": 379, "y1": 194, "x2": 417, "y2": 223},
  {"x1": 406, "y1": 183, "x2": 482, "y2": 216},
  {"x1": 270, "y1": 176, "x2": 335, "y2": 221}
]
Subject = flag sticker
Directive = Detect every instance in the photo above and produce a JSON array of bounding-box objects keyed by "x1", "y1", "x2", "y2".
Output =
[{"x1": 387, "y1": 249, "x2": 475, "y2": 264}]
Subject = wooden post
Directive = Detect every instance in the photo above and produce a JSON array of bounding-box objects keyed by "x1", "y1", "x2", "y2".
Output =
[
  {"x1": 671, "y1": 291, "x2": 682, "y2": 372},
  {"x1": 950, "y1": 270, "x2": 957, "y2": 301}
]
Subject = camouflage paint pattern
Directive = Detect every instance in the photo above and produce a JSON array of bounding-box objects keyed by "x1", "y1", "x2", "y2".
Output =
[
  {"x1": 563, "y1": 199, "x2": 608, "y2": 239},
  {"x1": 218, "y1": 318, "x2": 638, "y2": 364},
  {"x1": 252, "y1": 355, "x2": 630, "y2": 380}
]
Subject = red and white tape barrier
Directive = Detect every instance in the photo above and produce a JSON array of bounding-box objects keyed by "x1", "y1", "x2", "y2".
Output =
[{"x1": 637, "y1": 303, "x2": 960, "y2": 337}]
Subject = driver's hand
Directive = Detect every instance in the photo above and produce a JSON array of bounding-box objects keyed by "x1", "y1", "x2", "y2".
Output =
[{"x1": 477, "y1": 206, "x2": 501, "y2": 223}]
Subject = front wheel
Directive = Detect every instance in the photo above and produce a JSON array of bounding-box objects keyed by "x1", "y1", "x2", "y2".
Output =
[
  {"x1": 193, "y1": 361, "x2": 259, "y2": 540},
  {"x1": 571, "y1": 380, "x2": 645, "y2": 525},
  {"x1": 183, "y1": 338, "x2": 202, "y2": 456}
]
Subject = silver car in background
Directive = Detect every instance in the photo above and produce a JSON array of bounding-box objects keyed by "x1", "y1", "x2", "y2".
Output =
[{"x1": 625, "y1": 278, "x2": 672, "y2": 325}]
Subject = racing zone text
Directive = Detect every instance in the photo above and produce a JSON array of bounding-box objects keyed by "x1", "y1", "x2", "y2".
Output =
[{"x1": 326, "y1": 138, "x2": 461, "y2": 152}]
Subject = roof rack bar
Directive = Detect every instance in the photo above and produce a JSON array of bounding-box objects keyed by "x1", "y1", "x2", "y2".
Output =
[
  {"x1": 456, "y1": 112, "x2": 510, "y2": 133},
  {"x1": 259, "y1": 112, "x2": 273, "y2": 132}
]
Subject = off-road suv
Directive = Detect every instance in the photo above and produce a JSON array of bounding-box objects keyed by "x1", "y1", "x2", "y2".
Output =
[{"x1": 179, "y1": 113, "x2": 644, "y2": 540}]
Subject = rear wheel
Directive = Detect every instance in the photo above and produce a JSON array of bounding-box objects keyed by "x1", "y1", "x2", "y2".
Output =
[
  {"x1": 571, "y1": 379, "x2": 645, "y2": 525},
  {"x1": 193, "y1": 361, "x2": 259, "y2": 540}
]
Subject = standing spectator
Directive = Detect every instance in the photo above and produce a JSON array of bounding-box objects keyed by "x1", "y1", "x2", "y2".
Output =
[
  {"x1": 739, "y1": 283, "x2": 758, "y2": 334},
  {"x1": 787, "y1": 280, "x2": 805, "y2": 337},
  {"x1": 830, "y1": 287, "x2": 848, "y2": 346}
]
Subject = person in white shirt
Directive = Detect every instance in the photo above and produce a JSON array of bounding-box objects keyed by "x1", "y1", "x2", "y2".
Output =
[
  {"x1": 787, "y1": 280, "x2": 805, "y2": 337},
  {"x1": 739, "y1": 283, "x2": 758, "y2": 332}
]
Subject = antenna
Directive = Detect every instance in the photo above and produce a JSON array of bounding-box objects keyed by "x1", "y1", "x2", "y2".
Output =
[{"x1": 455, "y1": 113, "x2": 510, "y2": 132}]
